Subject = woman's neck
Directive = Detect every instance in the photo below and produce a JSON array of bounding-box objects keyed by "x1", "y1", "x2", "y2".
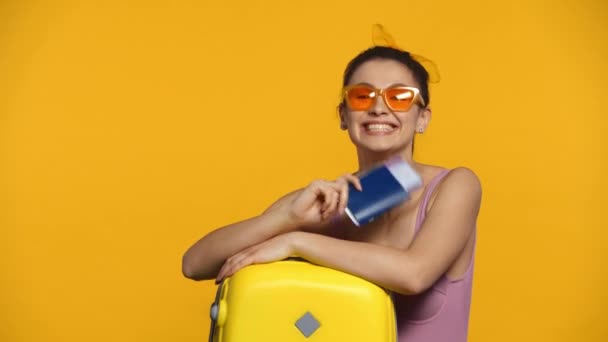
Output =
[{"x1": 356, "y1": 147, "x2": 415, "y2": 173}]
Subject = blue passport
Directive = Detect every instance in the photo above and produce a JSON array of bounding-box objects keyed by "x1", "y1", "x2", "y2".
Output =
[{"x1": 345, "y1": 158, "x2": 422, "y2": 227}]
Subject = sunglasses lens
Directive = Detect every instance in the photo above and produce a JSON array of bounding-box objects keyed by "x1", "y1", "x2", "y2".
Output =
[
  {"x1": 346, "y1": 87, "x2": 375, "y2": 110},
  {"x1": 385, "y1": 88, "x2": 416, "y2": 111}
]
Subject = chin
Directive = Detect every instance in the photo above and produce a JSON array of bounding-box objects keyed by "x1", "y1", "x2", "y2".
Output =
[
  {"x1": 357, "y1": 142, "x2": 403, "y2": 155},
  {"x1": 352, "y1": 138, "x2": 410, "y2": 155},
  {"x1": 349, "y1": 132, "x2": 410, "y2": 154}
]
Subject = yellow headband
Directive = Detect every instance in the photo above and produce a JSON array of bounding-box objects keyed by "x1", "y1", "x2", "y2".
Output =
[{"x1": 372, "y1": 24, "x2": 441, "y2": 83}]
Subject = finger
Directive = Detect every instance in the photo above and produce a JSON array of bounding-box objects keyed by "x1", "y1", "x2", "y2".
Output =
[
  {"x1": 323, "y1": 190, "x2": 339, "y2": 219},
  {"x1": 328, "y1": 177, "x2": 350, "y2": 215},
  {"x1": 309, "y1": 181, "x2": 327, "y2": 206},
  {"x1": 306, "y1": 180, "x2": 326, "y2": 203},
  {"x1": 217, "y1": 253, "x2": 238, "y2": 281},
  {"x1": 227, "y1": 249, "x2": 253, "y2": 271},
  {"x1": 343, "y1": 173, "x2": 363, "y2": 191},
  {"x1": 218, "y1": 256, "x2": 244, "y2": 281},
  {"x1": 327, "y1": 180, "x2": 346, "y2": 196},
  {"x1": 318, "y1": 185, "x2": 334, "y2": 212},
  {"x1": 217, "y1": 249, "x2": 249, "y2": 281},
  {"x1": 216, "y1": 261, "x2": 229, "y2": 283},
  {"x1": 338, "y1": 180, "x2": 348, "y2": 213},
  {"x1": 226, "y1": 254, "x2": 254, "y2": 278}
]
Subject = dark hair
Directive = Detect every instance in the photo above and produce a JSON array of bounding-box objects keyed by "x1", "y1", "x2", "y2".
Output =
[{"x1": 341, "y1": 46, "x2": 431, "y2": 107}]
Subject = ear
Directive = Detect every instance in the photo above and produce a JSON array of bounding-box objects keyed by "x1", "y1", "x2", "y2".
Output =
[
  {"x1": 338, "y1": 104, "x2": 348, "y2": 130},
  {"x1": 416, "y1": 106, "x2": 432, "y2": 133}
]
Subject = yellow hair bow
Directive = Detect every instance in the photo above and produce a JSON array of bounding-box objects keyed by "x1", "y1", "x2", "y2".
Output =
[{"x1": 372, "y1": 24, "x2": 441, "y2": 83}]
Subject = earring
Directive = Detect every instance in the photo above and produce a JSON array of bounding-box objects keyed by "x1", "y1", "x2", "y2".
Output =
[{"x1": 418, "y1": 128, "x2": 424, "y2": 133}]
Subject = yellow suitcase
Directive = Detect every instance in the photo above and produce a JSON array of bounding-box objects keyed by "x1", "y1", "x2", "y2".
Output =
[{"x1": 209, "y1": 259, "x2": 396, "y2": 341}]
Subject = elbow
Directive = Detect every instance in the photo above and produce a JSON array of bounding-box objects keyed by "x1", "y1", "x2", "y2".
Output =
[
  {"x1": 181, "y1": 252, "x2": 203, "y2": 281},
  {"x1": 404, "y1": 278, "x2": 428, "y2": 295},
  {"x1": 396, "y1": 264, "x2": 431, "y2": 295},
  {"x1": 397, "y1": 277, "x2": 426, "y2": 295}
]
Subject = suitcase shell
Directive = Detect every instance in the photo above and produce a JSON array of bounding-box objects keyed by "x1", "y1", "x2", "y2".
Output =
[{"x1": 209, "y1": 259, "x2": 396, "y2": 341}]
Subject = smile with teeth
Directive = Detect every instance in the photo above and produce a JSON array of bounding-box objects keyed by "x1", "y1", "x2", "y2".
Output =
[{"x1": 364, "y1": 123, "x2": 397, "y2": 132}]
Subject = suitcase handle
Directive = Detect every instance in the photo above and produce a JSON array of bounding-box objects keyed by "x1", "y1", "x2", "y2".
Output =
[{"x1": 208, "y1": 280, "x2": 224, "y2": 342}]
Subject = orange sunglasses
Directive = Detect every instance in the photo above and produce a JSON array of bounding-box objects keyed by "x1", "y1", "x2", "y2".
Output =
[{"x1": 343, "y1": 85, "x2": 426, "y2": 112}]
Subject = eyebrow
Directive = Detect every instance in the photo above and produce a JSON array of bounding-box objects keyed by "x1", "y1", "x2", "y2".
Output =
[{"x1": 352, "y1": 82, "x2": 415, "y2": 88}]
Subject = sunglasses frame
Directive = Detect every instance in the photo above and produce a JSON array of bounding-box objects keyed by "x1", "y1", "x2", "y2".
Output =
[{"x1": 342, "y1": 85, "x2": 426, "y2": 112}]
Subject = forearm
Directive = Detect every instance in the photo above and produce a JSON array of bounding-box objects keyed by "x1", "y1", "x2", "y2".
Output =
[
  {"x1": 182, "y1": 210, "x2": 297, "y2": 281},
  {"x1": 291, "y1": 232, "x2": 423, "y2": 294}
]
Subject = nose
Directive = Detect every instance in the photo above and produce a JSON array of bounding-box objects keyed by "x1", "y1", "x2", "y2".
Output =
[{"x1": 368, "y1": 92, "x2": 389, "y2": 116}]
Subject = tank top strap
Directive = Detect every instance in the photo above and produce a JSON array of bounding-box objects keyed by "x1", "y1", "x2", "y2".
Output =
[{"x1": 414, "y1": 169, "x2": 451, "y2": 234}]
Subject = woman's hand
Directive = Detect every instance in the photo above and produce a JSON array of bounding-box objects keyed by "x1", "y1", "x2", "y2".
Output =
[
  {"x1": 215, "y1": 232, "x2": 298, "y2": 283},
  {"x1": 213, "y1": 174, "x2": 362, "y2": 283},
  {"x1": 288, "y1": 174, "x2": 362, "y2": 227}
]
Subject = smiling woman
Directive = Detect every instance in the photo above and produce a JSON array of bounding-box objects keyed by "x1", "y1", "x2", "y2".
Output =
[{"x1": 182, "y1": 45, "x2": 481, "y2": 342}]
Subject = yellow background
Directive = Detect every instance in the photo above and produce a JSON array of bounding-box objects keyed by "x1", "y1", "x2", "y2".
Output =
[{"x1": 1, "y1": 0, "x2": 606, "y2": 341}]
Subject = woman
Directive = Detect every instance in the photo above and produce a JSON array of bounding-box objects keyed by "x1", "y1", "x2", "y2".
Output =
[{"x1": 182, "y1": 46, "x2": 482, "y2": 341}]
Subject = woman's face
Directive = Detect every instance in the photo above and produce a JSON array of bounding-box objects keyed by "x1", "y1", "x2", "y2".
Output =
[{"x1": 341, "y1": 59, "x2": 431, "y2": 156}]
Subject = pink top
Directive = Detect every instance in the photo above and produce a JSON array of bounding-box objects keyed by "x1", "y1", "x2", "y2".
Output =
[{"x1": 393, "y1": 169, "x2": 476, "y2": 342}]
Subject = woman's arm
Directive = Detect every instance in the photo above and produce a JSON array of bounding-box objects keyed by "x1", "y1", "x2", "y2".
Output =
[
  {"x1": 217, "y1": 168, "x2": 481, "y2": 294},
  {"x1": 181, "y1": 200, "x2": 298, "y2": 281},
  {"x1": 182, "y1": 175, "x2": 361, "y2": 281}
]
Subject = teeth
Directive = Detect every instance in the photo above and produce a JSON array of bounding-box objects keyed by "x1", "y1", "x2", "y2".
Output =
[{"x1": 366, "y1": 124, "x2": 394, "y2": 132}]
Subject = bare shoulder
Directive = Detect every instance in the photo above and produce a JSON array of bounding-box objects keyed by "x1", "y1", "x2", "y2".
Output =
[
  {"x1": 444, "y1": 167, "x2": 482, "y2": 194},
  {"x1": 427, "y1": 166, "x2": 482, "y2": 213}
]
